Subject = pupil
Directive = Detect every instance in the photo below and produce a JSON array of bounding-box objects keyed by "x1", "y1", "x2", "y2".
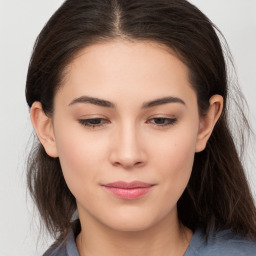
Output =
[
  {"x1": 155, "y1": 118, "x2": 165, "y2": 124},
  {"x1": 90, "y1": 119, "x2": 101, "y2": 124}
]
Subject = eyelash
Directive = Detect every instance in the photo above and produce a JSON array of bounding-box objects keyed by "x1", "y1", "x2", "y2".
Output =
[
  {"x1": 78, "y1": 117, "x2": 177, "y2": 129},
  {"x1": 146, "y1": 117, "x2": 177, "y2": 127},
  {"x1": 78, "y1": 118, "x2": 109, "y2": 128}
]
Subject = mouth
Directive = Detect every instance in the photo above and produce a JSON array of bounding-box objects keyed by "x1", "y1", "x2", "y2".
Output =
[{"x1": 102, "y1": 181, "x2": 155, "y2": 200}]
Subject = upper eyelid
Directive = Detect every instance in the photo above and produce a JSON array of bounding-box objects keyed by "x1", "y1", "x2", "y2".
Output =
[
  {"x1": 77, "y1": 115, "x2": 177, "y2": 120},
  {"x1": 77, "y1": 116, "x2": 176, "y2": 120},
  {"x1": 149, "y1": 117, "x2": 176, "y2": 120},
  {"x1": 78, "y1": 117, "x2": 177, "y2": 125},
  {"x1": 78, "y1": 117, "x2": 108, "y2": 122},
  {"x1": 78, "y1": 118, "x2": 109, "y2": 128},
  {"x1": 147, "y1": 117, "x2": 177, "y2": 123}
]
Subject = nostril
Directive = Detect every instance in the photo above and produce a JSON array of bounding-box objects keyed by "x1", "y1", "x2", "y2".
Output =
[
  {"x1": 112, "y1": 160, "x2": 144, "y2": 169},
  {"x1": 113, "y1": 161, "x2": 121, "y2": 167}
]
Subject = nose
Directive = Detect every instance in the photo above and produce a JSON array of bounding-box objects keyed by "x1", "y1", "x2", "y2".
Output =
[{"x1": 109, "y1": 123, "x2": 146, "y2": 169}]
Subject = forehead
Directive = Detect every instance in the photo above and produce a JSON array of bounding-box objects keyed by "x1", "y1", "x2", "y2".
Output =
[
  {"x1": 65, "y1": 40, "x2": 186, "y2": 79},
  {"x1": 57, "y1": 40, "x2": 196, "y2": 107}
]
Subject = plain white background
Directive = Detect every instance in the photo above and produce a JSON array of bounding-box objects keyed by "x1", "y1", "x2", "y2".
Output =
[{"x1": 0, "y1": 1, "x2": 255, "y2": 255}]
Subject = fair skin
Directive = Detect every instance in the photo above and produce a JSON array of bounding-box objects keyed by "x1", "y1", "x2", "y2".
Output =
[{"x1": 31, "y1": 40, "x2": 223, "y2": 256}]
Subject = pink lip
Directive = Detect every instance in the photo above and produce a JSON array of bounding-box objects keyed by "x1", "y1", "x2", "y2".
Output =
[{"x1": 102, "y1": 181, "x2": 154, "y2": 200}]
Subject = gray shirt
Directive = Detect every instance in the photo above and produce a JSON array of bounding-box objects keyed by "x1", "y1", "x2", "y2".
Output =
[{"x1": 43, "y1": 228, "x2": 256, "y2": 256}]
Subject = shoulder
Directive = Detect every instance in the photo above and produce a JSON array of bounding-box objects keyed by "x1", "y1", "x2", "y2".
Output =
[
  {"x1": 42, "y1": 232, "x2": 79, "y2": 256},
  {"x1": 43, "y1": 243, "x2": 67, "y2": 256},
  {"x1": 185, "y1": 228, "x2": 256, "y2": 256}
]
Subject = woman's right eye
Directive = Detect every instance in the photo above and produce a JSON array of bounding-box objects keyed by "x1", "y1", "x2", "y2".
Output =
[{"x1": 78, "y1": 118, "x2": 109, "y2": 128}]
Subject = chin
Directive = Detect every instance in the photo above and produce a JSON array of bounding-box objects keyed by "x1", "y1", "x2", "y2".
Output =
[
  {"x1": 97, "y1": 207, "x2": 172, "y2": 233},
  {"x1": 103, "y1": 218, "x2": 156, "y2": 232}
]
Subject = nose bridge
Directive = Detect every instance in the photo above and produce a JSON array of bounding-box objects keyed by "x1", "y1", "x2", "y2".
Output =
[{"x1": 110, "y1": 119, "x2": 145, "y2": 168}]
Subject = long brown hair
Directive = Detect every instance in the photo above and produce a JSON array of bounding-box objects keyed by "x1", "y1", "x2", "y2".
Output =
[{"x1": 26, "y1": 0, "x2": 256, "y2": 243}]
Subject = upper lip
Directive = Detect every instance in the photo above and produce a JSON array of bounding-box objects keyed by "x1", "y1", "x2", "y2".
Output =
[{"x1": 103, "y1": 181, "x2": 154, "y2": 189}]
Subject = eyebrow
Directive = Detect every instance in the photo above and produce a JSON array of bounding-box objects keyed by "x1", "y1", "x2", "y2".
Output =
[
  {"x1": 142, "y1": 96, "x2": 185, "y2": 108},
  {"x1": 68, "y1": 96, "x2": 185, "y2": 108},
  {"x1": 69, "y1": 96, "x2": 115, "y2": 108}
]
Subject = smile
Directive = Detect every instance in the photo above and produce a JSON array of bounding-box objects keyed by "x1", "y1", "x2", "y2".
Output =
[{"x1": 102, "y1": 181, "x2": 154, "y2": 200}]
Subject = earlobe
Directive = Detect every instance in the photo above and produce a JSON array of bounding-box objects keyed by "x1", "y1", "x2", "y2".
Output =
[
  {"x1": 30, "y1": 102, "x2": 59, "y2": 158},
  {"x1": 195, "y1": 95, "x2": 223, "y2": 152}
]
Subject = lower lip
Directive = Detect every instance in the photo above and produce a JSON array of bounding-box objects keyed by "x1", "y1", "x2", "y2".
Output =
[{"x1": 103, "y1": 186, "x2": 152, "y2": 200}]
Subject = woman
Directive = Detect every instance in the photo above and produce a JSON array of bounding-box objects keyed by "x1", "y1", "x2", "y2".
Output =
[{"x1": 26, "y1": 0, "x2": 256, "y2": 255}]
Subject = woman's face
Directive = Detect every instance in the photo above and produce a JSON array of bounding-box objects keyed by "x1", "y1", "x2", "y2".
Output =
[{"x1": 51, "y1": 41, "x2": 203, "y2": 231}]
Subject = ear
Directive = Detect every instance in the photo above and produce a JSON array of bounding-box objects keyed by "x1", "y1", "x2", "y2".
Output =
[
  {"x1": 195, "y1": 95, "x2": 223, "y2": 152},
  {"x1": 30, "y1": 102, "x2": 59, "y2": 158}
]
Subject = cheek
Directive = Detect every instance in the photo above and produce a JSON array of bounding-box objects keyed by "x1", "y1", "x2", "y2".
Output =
[
  {"x1": 165, "y1": 133, "x2": 195, "y2": 172},
  {"x1": 53, "y1": 124, "x2": 107, "y2": 196},
  {"x1": 151, "y1": 126, "x2": 198, "y2": 195}
]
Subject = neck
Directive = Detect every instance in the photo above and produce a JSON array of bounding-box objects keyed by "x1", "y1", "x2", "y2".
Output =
[{"x1": 76, "y1": 209, "x2": 192, "y2": 256}]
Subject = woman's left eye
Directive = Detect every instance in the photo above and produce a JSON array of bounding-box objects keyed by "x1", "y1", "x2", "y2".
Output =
[
  {"x1": 147, "y1": 117, "x2": 177, "y2": 127},
  {"x1": 78, "y1": 118, "x2": 109, "y2": 128}
]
